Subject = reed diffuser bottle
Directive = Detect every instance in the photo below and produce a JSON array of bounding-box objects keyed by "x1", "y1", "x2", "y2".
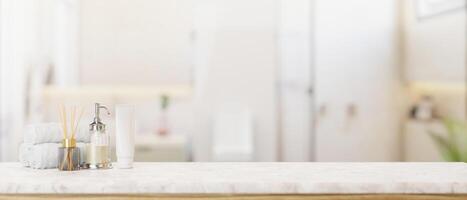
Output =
[
  {"x1": 58, "y1": 105, "x2": 84, "y2": 171},
  {"x1": 84, "y1": 103, "x2": 112, "y2": 169},
  {"x1": 58, "y1": 139, "x2": 80, "y2": 171}
]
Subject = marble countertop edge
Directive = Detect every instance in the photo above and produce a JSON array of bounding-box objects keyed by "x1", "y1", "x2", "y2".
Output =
[{"x1": 2, "y1": 162, "x2": 467, "y2": 194}]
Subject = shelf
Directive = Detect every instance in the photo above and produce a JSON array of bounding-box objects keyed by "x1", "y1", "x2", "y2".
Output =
[{"x1": 41, "y1": 85, "x2": 193, "y2": 100}]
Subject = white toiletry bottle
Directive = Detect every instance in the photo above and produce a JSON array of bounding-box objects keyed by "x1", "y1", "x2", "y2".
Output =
[
  {"x1": 84, "y1": 103, "x2": 112, "y2": 169},
  {"x1": 116, "y1": 104, "x2": 135, "y2": 169}
]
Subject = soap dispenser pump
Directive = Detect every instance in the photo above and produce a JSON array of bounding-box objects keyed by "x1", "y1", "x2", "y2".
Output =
[{"x1": 84, "y1": 103, "x2": 112, "y2": 169}]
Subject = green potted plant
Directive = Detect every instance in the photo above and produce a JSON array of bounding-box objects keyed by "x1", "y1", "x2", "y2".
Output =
[
  {"x1": 157, "y1": 94, "x2": 171, "y2": 136},
  {"x1": 429, "y1": 118, "x2": 467, "y2": 162}
]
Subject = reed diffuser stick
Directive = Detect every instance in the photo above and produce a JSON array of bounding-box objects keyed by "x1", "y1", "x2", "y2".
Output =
[
  {"x1": 59, "y1": 105, "x2": 68, "y2": 170},
  {"x1": 72, "y1": 108, "x2": 84, "y2": 139},
  {"x1": 68, "y1": 106, "x2": 74, "y2": 170},
  {"x1": 61, "y1": 104, "x2": 68, "y2": 139},
  {"x1": 58, "y1": 106, "x2": 66, "y2": 139},
  {"x1": 71, "y1": 106, "x2": 76, "y2": 138}
]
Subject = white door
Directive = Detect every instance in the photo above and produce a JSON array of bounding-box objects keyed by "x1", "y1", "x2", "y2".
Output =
[
  {"x1": 314, "y1": 0, "x2": 401, "y2": 161},
  {"x1": 278, "y1": 0, "x2": 314, "y2": 161}
]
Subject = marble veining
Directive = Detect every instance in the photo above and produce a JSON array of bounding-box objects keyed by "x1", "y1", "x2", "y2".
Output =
[{"x1": 1, "y1": 162, "x2": 467, "y2": 194}]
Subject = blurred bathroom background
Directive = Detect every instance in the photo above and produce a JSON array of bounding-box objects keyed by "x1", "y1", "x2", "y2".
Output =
[{"x1": 0, "y1": 0, "x2": 465, "y2": 162}]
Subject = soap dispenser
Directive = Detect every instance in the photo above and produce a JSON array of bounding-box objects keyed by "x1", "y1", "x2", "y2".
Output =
[{"x1": 84, "y1": 103, "x2": 112, "y2": 169}]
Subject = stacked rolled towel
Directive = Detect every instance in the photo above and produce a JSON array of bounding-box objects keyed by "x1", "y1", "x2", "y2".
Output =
[
  {"x1": 19, "y1": 123, "x2": 90, "y2": 169},
  {"x1": 24, "y1": 123, "x2": 90, "y2": 144}
]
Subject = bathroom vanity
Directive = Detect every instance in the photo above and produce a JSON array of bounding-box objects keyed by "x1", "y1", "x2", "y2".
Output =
[{"x1": 1, "y1": 162, "x2": 467, "y2": 199}]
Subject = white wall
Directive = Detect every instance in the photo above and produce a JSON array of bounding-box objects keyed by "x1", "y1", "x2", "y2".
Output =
[
  {"x1": 314, "y1": 0, "x2": 402, "y2": 161},
  {"x1": 403, "y1": 0, "x2": 466, "y2": 83},
  {"x1": 402, "y1": 0, "x2": 466, "y2": 120},
  {"x1": 54, "y1": 0, "x2": 80, "y2": 86},
  {"x1": 192, "y1": 0, "x2": 278, "y2": 161},
  {"x1": 79, "y1": 0, "x2": 194, "y2": 86},
  {"x1": 0, "y1": 0, "x2": 37, "y2": 161}
]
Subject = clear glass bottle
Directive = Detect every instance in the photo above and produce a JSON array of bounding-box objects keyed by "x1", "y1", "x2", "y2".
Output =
[{"x1": 85, "y1": 103, "x2": 112, "y2": 169}]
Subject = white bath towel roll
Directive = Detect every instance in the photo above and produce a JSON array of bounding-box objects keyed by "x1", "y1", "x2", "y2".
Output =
[
  {"x1": 19, "y1": 143, "x2": 87, "y2": 169},
  {"x1": 24, "y1": 123, "x2": 90, "y2": 144}
]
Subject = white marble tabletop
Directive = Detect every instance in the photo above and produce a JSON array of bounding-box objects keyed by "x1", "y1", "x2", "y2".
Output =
[{"x1": 1, "y1": 162, "x2": 467, "y2": 194}]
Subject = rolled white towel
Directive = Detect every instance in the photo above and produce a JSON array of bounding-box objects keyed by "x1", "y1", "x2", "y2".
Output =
[
  {"x1": 24, "y1": 123, "x2": 90, "y2": 144},
  {"x1": 19, "y1": 143, "x2": 87, "y2": 169}
]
